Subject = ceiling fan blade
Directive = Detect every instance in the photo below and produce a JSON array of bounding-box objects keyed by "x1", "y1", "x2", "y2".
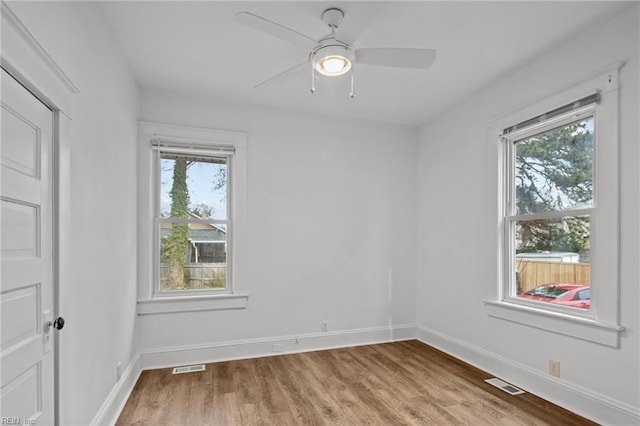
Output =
[
  {"x1": 254, "y1": 61, "x2": 308, "y2": 89},
  {"x1": 355, "y1": 48, "x2": 436, "y2": 69},
  {"x1": 235, "y1": 12, "x2": 317, "y2": 49}
]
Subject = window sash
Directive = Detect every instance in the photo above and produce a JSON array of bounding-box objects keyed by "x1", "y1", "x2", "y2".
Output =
[
  {"x1": 502, "y1": 110, "x2": 596, "y2": 316},
  {"x1": 504, "y1": 110, "x2": 596, "y2": 218},
  {"x1": 153, "y1": 218, "x2": 233, "y2": 297},
  {"x1": 158, "y1": 217, "x2": 230, "y2": 225},
  {"x1": 504, "y1": 214, "x2": 593, "y2": 315},
  {"x1": 154, "y1": 220, "x2": 233, "y2": 296},
  {"x1": 155, "y1": 148, "x2": 232, "y2": 221},
  {"x1": 506, "y1": 207, "x2": 594, "y2": 222},
  {"x1": 153, "y1": 146, "x2": 234, "y2": 296}
]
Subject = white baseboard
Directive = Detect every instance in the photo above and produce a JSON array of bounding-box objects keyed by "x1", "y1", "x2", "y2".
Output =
[
  {"x1": 90, "y1": 352, "x2": 142, "y2": 426},
  {"x1": 91, "y1": 324, "x2": 639, "y2": 426},
  {"x1": 140, "y1": 323, "x2": 416, "y2": 370},
  {"x1": 91, "y1": 324, "x2": 416, "y2": 425},
  {"x1": 416, "y1": 325, "x2": 640, "y2": 426}
]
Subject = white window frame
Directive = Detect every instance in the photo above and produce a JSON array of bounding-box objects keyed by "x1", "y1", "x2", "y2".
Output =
[
  {"x1": 503, "y1": 105, "x2": 596, "y2": 316},
  {"x1": 154, "y1": 148, "x2": 232, "y2": 296},
  {"x1": 137, "y1": 121, "x2": 249, "y2": 315},
  {"x1": 484, "y1": 63, "x2": 625, "y2": 347}
]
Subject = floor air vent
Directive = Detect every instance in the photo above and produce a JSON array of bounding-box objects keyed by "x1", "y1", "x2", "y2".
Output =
[
  {"x1": 484, "y1": 378, "x2": 525, "y2": 395},
  {"x1": 172, "y1": 364, "x2": 206, "y2": 375}
]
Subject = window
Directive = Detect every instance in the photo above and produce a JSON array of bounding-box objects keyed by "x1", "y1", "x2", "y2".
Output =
[
  {"x1": 137, "y1": 121, "x2": 248, "y2": 315},
  {"x1": 484, "y1": 65, "x2": 624, "y2": 347},
  {"x1": 504, "y1": 109, "x2": 595, "y2": 313},
  {"x1": 157, "y1": 152, "x2": 230, "y2": 293}
]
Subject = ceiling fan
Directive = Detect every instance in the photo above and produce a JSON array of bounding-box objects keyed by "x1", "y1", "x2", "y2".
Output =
[{"x1": 235, "y1": 7, "x2": 436, "y2": 98}]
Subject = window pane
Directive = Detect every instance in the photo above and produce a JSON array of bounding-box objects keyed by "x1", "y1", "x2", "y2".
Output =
[
  {"x1": 160, "y1": 154, "x2": 227, "y2": 220},
  {"x1": 515, "y1": 118, "x2": 593, "y2": 214},
  {"x1": 514, "y1": 215, "x2": 590, "y2": 309},
  {"x1": 159, "y1": 222, "x2": 227, "y2": 291}
]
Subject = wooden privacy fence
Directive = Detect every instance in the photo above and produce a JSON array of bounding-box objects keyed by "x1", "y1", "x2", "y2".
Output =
[
  {"x1": 516, "y1": 260, "x2": 590, "y2": 292},
  {"x1": 160, "y1": 263, "x2": 227, "y2": 290}
]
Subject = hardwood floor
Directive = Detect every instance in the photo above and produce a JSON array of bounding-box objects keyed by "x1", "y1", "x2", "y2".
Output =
[{"x1": 116, "y1": 340, "x2": 596, "y2": 425}]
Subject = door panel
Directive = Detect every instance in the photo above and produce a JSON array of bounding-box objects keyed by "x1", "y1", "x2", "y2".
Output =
[
  {"x1": 1, "y1": 285, "x2": 38, "y2": 349},
  {"x1": 1, "y1": 103, "x2": 40, "y2": 178},
  {"x1": 2, "y1": 365, "x2": 40, "y2": 419},
  {"x1": 1, "y1": 69, "x2": 54, "y2": 425},
  {"x1": 1, "y1": 198, "x2": 39, "y2": 258}
]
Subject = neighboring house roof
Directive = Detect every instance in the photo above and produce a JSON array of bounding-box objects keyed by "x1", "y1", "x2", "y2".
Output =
[
  {"x1": 187, "y1": 212, "x2": 227, "y2": 234},
  {"x1": 160, "y1": 212, "x2": 227, "y2": 242}
]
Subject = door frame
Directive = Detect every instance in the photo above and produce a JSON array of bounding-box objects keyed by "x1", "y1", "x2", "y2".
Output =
[{"x1": 1, "y1": 3, "x2": 78, "y2": 424}]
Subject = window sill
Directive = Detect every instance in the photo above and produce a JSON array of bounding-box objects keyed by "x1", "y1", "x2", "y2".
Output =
[
  {"x1": 484, "y1": 300, "x2": 624, "y2": 347},
  {"x1": 137, "y1": 292, "x2": 249, "y2": 315}
]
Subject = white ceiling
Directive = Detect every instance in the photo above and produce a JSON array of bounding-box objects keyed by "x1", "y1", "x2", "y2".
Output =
[{"x1": 101, "y1": 1, "x2": 632, "y2": 126}]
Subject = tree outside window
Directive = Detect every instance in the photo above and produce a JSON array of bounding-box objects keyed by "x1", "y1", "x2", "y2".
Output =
[
  {"x1": 507, "y1": 116, "x2": 594, "y2": 310},
  {"x1": 158, "y1": 153, "x2": 229, "y2": 291}
]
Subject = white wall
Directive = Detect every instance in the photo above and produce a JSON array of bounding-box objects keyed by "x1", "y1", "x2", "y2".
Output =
[
  {"x1": 7, "y1": 1, "x2": 637, "y2": 424},
  {"x1": 416, "y1": 5, "x2": 639, "y2": 420},
  {"x1": 7, "y1": 3, "x2": 140, "y2": 425},
  {"x1": 136, "y1": 91, "x2": 417, "y2": 351}
]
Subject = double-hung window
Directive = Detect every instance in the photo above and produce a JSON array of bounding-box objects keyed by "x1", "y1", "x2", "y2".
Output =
[
  {"x1": 503, "y1": 95, "x2": 597, "y2": 313},
  {"x1": 486, "y1": 65, "x2": 624, "y2": 347},
  {"x1": 138, "y1": 122, "x2": 248, "y2": 315},
  {"x1": 155, "y1": 146, "x2": 233, "y2": 294}
]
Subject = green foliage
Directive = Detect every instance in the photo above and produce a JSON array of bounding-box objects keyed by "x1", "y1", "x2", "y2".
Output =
[
  {"x1": 515, "y1": 121, "x2": 593, "y2": 214},
  {"x1": 517, "y1": 216, "x2": 590, "y2": 254},
  {"x1": 159, "y1": 156, "x2": 230, "y2": 290},
  {"x1": 515, "y1": 120, "x2": 593, "y2": 255},
  {"x1": 206, "y1": 274, "x2": 226, "y2": 288},
  {"x1": 163, "y1": 158, "x2": 190, "y2": 289}
]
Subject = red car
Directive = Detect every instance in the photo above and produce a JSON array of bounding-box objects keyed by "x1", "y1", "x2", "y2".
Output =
[{"x1": 518, "y1": 283, "x2": 590, "y2": 309}]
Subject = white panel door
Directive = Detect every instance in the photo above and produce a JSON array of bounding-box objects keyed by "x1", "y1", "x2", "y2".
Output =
[{"x1": 1, "y1": 69, "x2": 55, "y2": 425}]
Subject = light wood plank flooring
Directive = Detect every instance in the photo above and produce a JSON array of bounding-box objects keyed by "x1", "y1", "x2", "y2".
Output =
[{"x1": 116, "y1": 340, "x2": 596, "y2": 425}]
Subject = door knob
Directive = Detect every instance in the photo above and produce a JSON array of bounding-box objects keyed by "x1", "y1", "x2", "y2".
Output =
[
  {"x1": 53, "y1": 317, "x2": 65, "y2": 330},
  {"x1": 46, "y1": 316, "x2": 65, "y2": 330}
]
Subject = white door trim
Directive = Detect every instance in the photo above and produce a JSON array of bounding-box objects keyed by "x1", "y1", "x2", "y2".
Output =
[
  {"x1": 1, "y1": 2, "x2": 78, "y2": 424},
  {"x1": 0, "y1": 2, "x2": 78, "y2": 116}
]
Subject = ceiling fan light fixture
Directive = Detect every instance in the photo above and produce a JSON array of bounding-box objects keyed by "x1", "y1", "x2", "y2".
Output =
[
  {"x1": 312, "y1": 44, "x2": 353, "y2": 77},
  {"x1": 316, "y1": 55, "x2": 351, "y2": 76}
]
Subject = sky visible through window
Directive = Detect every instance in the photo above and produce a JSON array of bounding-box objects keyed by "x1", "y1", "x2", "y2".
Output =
[{"x1": 160, "y1": 158, "x2": 227, "y2": 220}]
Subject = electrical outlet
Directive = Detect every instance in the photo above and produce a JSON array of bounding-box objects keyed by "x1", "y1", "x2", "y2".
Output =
[
  {"x1": 116, "y1": 362, "x2": 122, "y2": 381},
  {"x1": 548, "y1": 360, "x2": 560, "y2": 377},
  {"x1": 321, "y1": 321, "x2": 329, "y2": 332}
]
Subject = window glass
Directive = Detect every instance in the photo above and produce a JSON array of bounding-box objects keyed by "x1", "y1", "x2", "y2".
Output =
[
  {"x1": 508, "y1": 117, "x2": 594, "y2": 311},
  {"x1": 514, "y1": 118, "x2": 593, "y2": 215},
  {"x1": 158, "y1": 153, "x2": 229, "y2": 292},
  {"x1": 160, "y1": 154, "x2": 227, "y2": 220}
]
